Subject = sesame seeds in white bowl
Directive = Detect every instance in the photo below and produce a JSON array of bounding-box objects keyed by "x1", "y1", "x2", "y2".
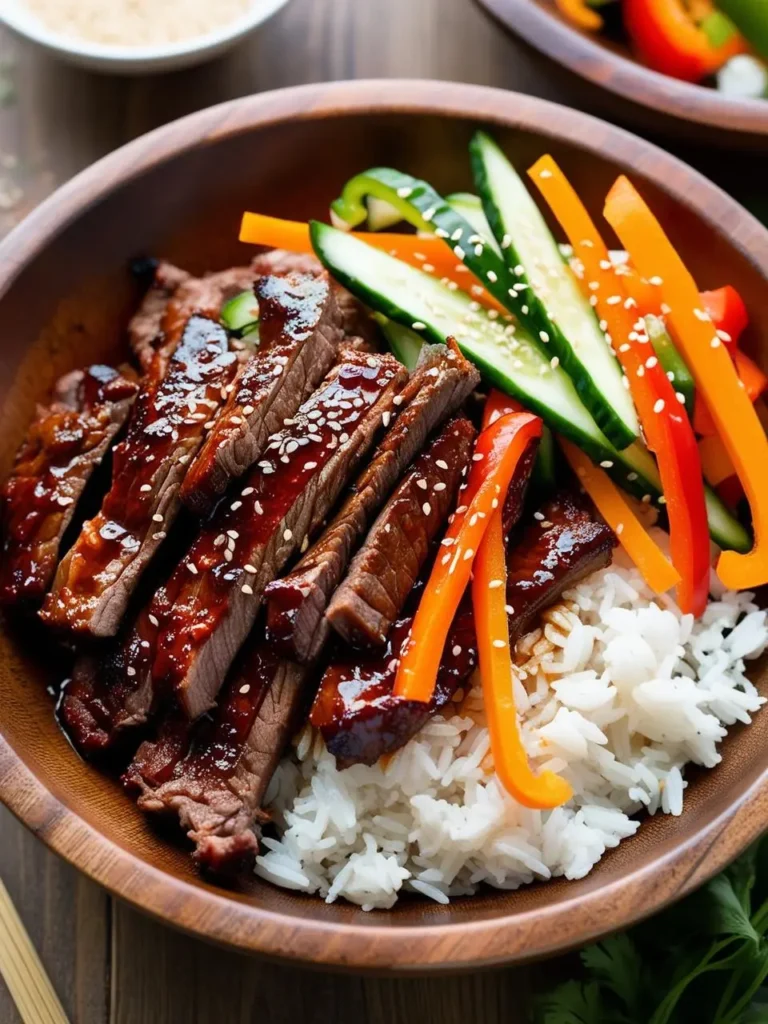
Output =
[{"x1": 0, "y1": 0, "x2": 292, "y2": 75}]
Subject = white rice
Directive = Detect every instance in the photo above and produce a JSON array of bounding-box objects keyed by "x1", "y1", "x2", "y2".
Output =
[{"x1": 256, "y1": 545, "x2": 768, "y2": 910}]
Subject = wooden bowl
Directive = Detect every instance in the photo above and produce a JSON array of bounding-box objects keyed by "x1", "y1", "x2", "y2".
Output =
[
  {"x1": 475, "y1": 0, "x2": 768, "y2": 144},
  {"x1": 0, "y1": 80, "x2": 767, "y2": 973}
]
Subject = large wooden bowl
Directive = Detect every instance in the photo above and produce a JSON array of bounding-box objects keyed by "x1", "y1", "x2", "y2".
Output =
[
  {"x1": 0, "y1": 80, "x2": 767, "y2": 972},
  {"x1": 475, "y1": 0, "x2": 768, "y2": 144}
]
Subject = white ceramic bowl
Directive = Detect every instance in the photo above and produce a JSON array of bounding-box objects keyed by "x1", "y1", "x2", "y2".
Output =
[{"x1": 0, "y1": 0, "x2": 292, "y2": 74}]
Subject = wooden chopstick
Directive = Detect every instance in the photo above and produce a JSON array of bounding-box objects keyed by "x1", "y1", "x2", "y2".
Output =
[{"x1": 0, "y1": 878, "x2": 70, "y2": 1024}]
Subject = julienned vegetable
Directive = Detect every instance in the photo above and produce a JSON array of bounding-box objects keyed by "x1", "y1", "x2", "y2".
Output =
[
  {"x1": 473, "y1": 505, "x2": 573, "y2": 810},
  {"x1": 308, "y1": 220, "x2": 748, "y2": 554},
  {"x1": 393, "y1": 412, "x2": 544, "y2": 704},
  {"x1": 529, "y1": 154, "x2": 709, "y2": 614},
  {"x1": 604, "y1": 175, "x2": 768, "y2": 591},
  {"x1": 561, "y1": 439, "x2": 681, "y2": 596},
  {"x1": 330, "y1": 158, "x2": 639, "y2": 449}
]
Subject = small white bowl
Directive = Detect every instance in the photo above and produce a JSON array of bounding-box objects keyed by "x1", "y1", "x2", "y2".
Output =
[{"x1": 0, "y1": 0, "x2": 292, "y2": 74}]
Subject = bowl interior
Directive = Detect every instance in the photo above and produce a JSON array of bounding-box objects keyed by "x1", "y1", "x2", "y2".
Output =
[{"x1": 1, "y1": 97, "x2": 767, "y2": 969}]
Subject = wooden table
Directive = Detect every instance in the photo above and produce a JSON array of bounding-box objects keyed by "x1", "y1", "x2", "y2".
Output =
[{"x1": 0, "y1": 1, "x2": 765, "y2": 1021}]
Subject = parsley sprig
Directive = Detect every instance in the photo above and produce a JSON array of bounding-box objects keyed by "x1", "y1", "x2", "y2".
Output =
[{"x1": 535, "y1": 833, "x2": 768, "y2": 1024}]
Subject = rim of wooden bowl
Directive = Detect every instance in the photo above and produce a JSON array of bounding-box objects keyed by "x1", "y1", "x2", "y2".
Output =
[
  {"x1": 475, "y1": 0, "x2": 768, "y2": 138},
  {"x1": 1, "y1": 80, "x2": 768, "y2": 972}
]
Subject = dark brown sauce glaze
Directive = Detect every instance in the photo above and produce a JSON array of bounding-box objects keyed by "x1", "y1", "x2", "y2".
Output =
[
  {"x1": 312, "y1": 490, "x2": 615, "y2": 768},
  {"x1": 152, "y1": 353, "x2": 404, "y2": 702},
  {"x1": 0, "y1": 366, "x2": 139, "y2": 605},
  {"x1": 41, "y1": 317, "x2": 238, "y2": 634},
  {"x1": 180, "y1": 272, "x2": 341, "y2": 513}
]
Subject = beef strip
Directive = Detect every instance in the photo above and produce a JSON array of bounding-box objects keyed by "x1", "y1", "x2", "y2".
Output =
[
  {"x1": 132, "y1": 636, "x2": 309, "y2": 872},
  {"x1": 0, "y1": 366, "x2": 139, "y2": 605},
  {"x1": 41, "y1": 316, "x2": 240, "y2": 637},
  {"x1": 313, "y1": 490, "x2": 615, "y2": 768},
  {"x1": 57, "y1": 350, "x2": 407, "y2": 755},
  {"x1": 128, "y1": 262, "x2": 190, "y2": 372},
  {"x1": 251, "y1": 248, "x2": 379, "y2": 348},
  {"x1": 179, "y1": 272, "x2": 342, "y2": 514},
  {"x1": 264, "y1": 342, "x2": 480, "y2": 663},
  {"x1": 326, "y1": 416, "x2": 476, "y2": 648}
]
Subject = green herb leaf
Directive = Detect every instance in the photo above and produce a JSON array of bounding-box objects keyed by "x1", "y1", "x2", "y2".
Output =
[
  {"x1": 535, "y1": 980, "x2": 608, "y2": 1024},
  {"x1": 580, "y1": 935, "x2": 642, "y2": 1016}
]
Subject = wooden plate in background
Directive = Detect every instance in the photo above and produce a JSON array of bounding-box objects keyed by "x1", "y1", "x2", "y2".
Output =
[
  {"x1": 0, "y1": 80, "x2": 767, "y2": 972},
  {"x1": 475, "y1": 0, "x2": 768, "y2": 145}
]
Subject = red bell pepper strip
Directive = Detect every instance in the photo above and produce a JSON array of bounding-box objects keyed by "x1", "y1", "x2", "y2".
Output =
[
  {"x1": 624, "y1": 0, "x2": 746, "y2": 83},
  {"x1": 530, "y1": 155, "x2": 709, "y2": 614},
  {"x1": 604, "y1": 176, "x2": 767, "y2": 592},
  {"x1": 393, "y1": 412, "x2": 542, "y2": 703},
  {"x1": 701, "y1": 286, "x2": 749, "y2": 347},
  {"x1": 483, "y1": 389, "x2": 522, "y2": 428},
  {"x1": 473, "y1": 507, "x2": 573, "y2": 809}
]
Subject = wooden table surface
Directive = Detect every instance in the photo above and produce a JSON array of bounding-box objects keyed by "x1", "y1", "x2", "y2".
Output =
[{"x1": 0, "y1": 1, "x2": 766, "y2": 1021}]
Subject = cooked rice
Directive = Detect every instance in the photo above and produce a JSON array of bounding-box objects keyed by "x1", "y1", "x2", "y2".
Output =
[{"x1": 256, "y1": 544, "x2": 768, "y2": 910}]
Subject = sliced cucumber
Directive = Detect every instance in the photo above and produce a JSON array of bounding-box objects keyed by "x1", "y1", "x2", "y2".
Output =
[
  {"x1": 445, "y1": 193, "x2": 500, "y2": 255},
  {"x1": 311, "y1": 222, "x2": 749, "y2": 553},
  {"x1": 377, "y1": 317, "x2": 423, "y2": 370},
  {"x1": 470, "y1": 131, "x2": 639, "y2": 451},
  {"x1": 366, "y1": 196, "x2": 403, "y2": 231},
  {"x1": 645, "y1": 315, "x2": 695, "y2": 420},
  {"x1": 221, "y1": 289, "x2": 259, "y2": 337}
]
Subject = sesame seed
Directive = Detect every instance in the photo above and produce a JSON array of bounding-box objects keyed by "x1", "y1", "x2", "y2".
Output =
[
  {"x1": 716, "y1": 329, "x2": 732, "y2": 342},
  {"x1": 550, "y1": 356, "x2": 560, "y2": 369},
  {"x1": 522, "y1": 305, "x2": 529, "y2": 315},
  {"x1": 423, "y1": 502, "x2": 432, "y2": 515},
  {"x1": 600, "y1": 460, "x2": 614, "y2": 469},
  {"x1": 505, "y1": 605, "x2": 515, "y2": 616},
  {"x1": 433, "y1": 482, "x2": 447, "y2": 492},
  {"x1": 242, "y1": 405, "x2": 254, "y2": 416},
  {"x1": 636, "y1": 366, "x2": 645, "y2": 378},
  {"x1": 588, "y1": 281, "x2": 600, "y2": 292},
  {"x1": 284, "y1": 529, "x2": 293, "y2": 541},
  {"x1": 187, "y1": 563, "x2": 198, "y2": 575},
  {"x1": 204, "y1": 420, "x2": 215, "y2": 429},
  {"x1": 627, "y1": 472, "x2": 638, "y2": 481},
  {"x1": 239, "y1": 684, "x2": 251, "y2": 695},
  {"x1": 493, "y1": 639, "x2": 507, "y2": 649},
  {"x1": 463, "y1": 548, "x2": 474, "y2": 561},
  {"x1": 300, "y1": 536, "x2": 309, "y2": 553},
  {"x1": 411, "y1": 321, "x2": 426, "y2": 331},
  {"x1": 624, "y1": 297, "x2": 637, "y2": 310},
  {"x1": 676, "y1": 392, "x2": 686, "y2": 404},
  {"x1": 149, "y1": 614, "x2": 159, "y2": 627},
  {"x1": 616, "y1": 523, "x2": 624, "y2": 535},
  {"x1": 693, "y1": 307, "x2": 710, "y2": 322},
  {"x1": 382, "y1": 411, "x2": 391, "y2": 427},
  {"x1": 241, "y1": 584, "x2": 254, "y2": 595},
  {"x1": 152, "y1": 513, "x2": 164, "y2": 523},
  {"x1": 396, "y1": 186, "x2": 412, "y2": 198},
  {"x1": 227, "y1": 530, "x2": 239, "y2": 540},
  {"x1": 711, "y1": 336, "x2": 722, "y2": 348},
  {"x1": 224, "y1": 550, "x2": 233, "y2": 562},
  {"x1": 472, "y1": 453, "x2": 484, "y2": 462},
  {"x1": 654, "y1": 398, "x2": 665, "y2": 413},
  {"x1": 304, "y1": 461, "x2": 317, "y2": 471},
  {"x1": 244, "y1": 564, "x2": 257, "y2": 574},
  {"x1": 539, "y1": 168, "x2": 552, "y2": 179},
  {"x1": 140, "y1": 484, "x2": 152, "y2": 492},
  {"x1": 649, "y1": 276, "x2": 663, "y2": 286},
  {"x1": 539, "y1": 330, "x2": 550, "y2": 343},
  {"x1": 416, "y1": 479, "x2": 428, "y2": 490},
  {"x1": 231, "y1": 500, "x2": 243, "y2": 511},
  {"x1": 454, "y1": 245, "x2": 465, "y2": 260},
  {"x1": 589, "y1": 296, "x2": 598, "y2": 307},
  {"x1": 606, "y1": 295, "x2": 621, "y2": 306},
  {"x1": 230, "y1": 416, "x2": 242, "y2": 426},
  {"x1": 488, "y1": 580, "x2": 503, "y2": 590},
  {"x1": 645, "y1": 356, "x2": 658, "y2": 369},
  {"x1": 452, "y1": 645, "x2": 462, "y2": 656}
]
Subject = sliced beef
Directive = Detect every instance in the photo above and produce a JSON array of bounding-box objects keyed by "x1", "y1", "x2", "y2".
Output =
[
  {"x1": 42, "y1": 317, "x2": 239, "y2": 637},
  {"x1": 179, "y1": 272, "x2": 342, "y2": 514},
  {"x1": 128, "y1": 262, "x2": 190, "y2": 372},
  {"x1": 57, "y1": 351, "x2": 407, "y2": 755},
  {"x1": 132, "y1": 637, "x2": 309, "y2": 872},
  {"x1": 326, "y1": 416, "x2": 476, "y2": 648},
  {"x1": 251, "y1": 248, "x2": 379, "y2": 347},
  {"x1": 133, "y1": 265, "x2": 256, "y2": 375},
  {"x1": 0, "y1": 366, "x2": 139, "y2": 605},
  {"x1": 264, "y1": 343, "x2": 480, "y2": 663},
  {"x1": 313, "y1": 490, "x2": 615, "y2": 768}
]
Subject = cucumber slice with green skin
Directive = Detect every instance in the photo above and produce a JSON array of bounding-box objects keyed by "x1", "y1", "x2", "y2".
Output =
[
  {"x1": 221, "y1": 289, "x2": 259, "y2": 336},
  {"x1": 470, "y1": 131, "x2": 639, "y2": 451},
  {"x1": 311, "y1": 222, "x2": 750, "y2": 553},
  {"x1": 445, "y1": 193, "x2": 501, "y2": 255},
  {"x1": 645, "y1": 315, "x2": 695, "y2": 420},
  {"x1": 377, "y1": 316, "x2": 423, "y2": 370},
  {"x1": 331, "y1": 168, "x2": 549, "y2": 351}
]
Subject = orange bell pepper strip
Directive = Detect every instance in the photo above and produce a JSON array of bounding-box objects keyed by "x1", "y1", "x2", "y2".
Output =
[
  {"x1": 530, "y1": 155, "x2": 708, "y2": 613},
  {"x1": 694, "y1": 350, "x2": 768, "y2": 436},
  {"x1": 555, "y1": 0, "x2": 603, "y2": 31},
  {"x1": 239, "y1": 211, "x2": 503, "y2": 311},
  {"x1": 617, "y1": 265, "x2": 663, "y2": 317},
  {"x1": 561, "y1": 439, "x2": 681, "y2": 595},
  {"x1": 604, "y1": 176, "x2": 767, "y2": 591},
  {"x1": 393, "y1": 412, "x2": 542, "y2": 703},
  {"x1": 698, "y1": 434, "x2": 735, "y2": 487},
  {"x1": 472, "y1": 507, "x2": 573, "y2": 809}
]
